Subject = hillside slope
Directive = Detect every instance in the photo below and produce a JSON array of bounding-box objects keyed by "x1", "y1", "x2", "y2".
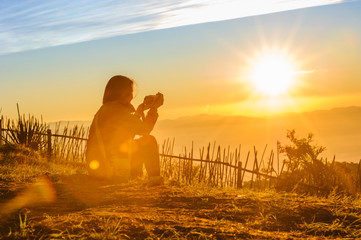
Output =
[
  {"x1": 153, "y1": 106, "x2": 361, "y2": 163},
  {"x1": 48, "y1": 106, "x2": 361, "y2": 163}
]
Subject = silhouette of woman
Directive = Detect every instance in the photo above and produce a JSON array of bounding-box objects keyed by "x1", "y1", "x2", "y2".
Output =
[{"x1": 86, "y1": 75, "x2": 164, "y2": 182}]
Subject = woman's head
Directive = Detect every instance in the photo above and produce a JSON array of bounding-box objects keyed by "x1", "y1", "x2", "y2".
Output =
[{"x1": 103, "y1": 75, "x2": 134, "y2": 104}]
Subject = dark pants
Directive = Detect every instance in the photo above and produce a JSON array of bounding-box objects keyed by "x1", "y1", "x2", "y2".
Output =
[{"x1": 130, "y1": 135, "x2": 160, "y2": 179}]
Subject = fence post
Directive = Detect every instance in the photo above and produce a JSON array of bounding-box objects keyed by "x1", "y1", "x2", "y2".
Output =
[
  {"x1": 358, "y1": 159, "x2": 361, "y2": 192},
  {"x1": 0, "y1": 118, "x2": 2, "y2": 146},
  {"x1": 237, "y1": 161, "x2": 242, "y2": 189},
  {"x1": 47, "y1": 129, "x2": 52, "y2": 161}
]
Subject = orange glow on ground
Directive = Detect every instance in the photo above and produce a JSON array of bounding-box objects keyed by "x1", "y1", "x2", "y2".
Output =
[{"x1": 89, "y1": 160, "x2": 100, "y2": 170}]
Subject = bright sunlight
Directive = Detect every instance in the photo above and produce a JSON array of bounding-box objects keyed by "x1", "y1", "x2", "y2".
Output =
[{"x1": 251, "y1": 52, "x2": 296, "y2": 96}]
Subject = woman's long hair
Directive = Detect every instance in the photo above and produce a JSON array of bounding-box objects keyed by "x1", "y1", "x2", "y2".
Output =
[{"x1": 102, "y1": 75, "x2": 134, "y2": 104}]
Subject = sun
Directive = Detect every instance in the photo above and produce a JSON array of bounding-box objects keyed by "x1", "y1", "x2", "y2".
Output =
[{"x1": 250, "y1": 52, "x2": 295, "y2": 96}]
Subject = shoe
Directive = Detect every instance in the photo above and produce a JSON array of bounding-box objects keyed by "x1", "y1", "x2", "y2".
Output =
[{"x1": 147, "y1": 176, "x2": 164, "y2": 187}]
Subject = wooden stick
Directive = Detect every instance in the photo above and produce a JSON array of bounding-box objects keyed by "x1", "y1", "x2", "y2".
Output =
[
  {"x1": 199, "y1": 146, "x2": 205, "y2": 183},
  {"x1": 277, "y1": 141, "x2": 280, "y2": 175},
  {"x1": 0, "y1": 118, "x2": 3, "y2": 146},
  {"x1": 250, "y1": 148, "x2": 256, "y2": 189},
  {"x1": 237, "y1": 161, "x2": 243, "y2": 189},
  {"x1": 269, "y1": 151, "x2": 274, "y2": 188},
  {"x1": 241, "y1": 151, "x2": 250, "y2": 183},
  {"x1": 259, "y1": 144, "x2": 268, "y2": 170},
  {"x1": 358, "y1": 159, "x2": 361, "y2": 191},
  {"x1": 190, "y1": 141, "x2": 194, "y2": 184},
  {"x1": 47, "y1": 129, "x2": 52, "y2": 161}
]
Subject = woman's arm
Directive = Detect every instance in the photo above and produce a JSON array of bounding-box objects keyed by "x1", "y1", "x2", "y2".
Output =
[{"x1": 132, "y1": 93, "x2": 163, "y2": 135}]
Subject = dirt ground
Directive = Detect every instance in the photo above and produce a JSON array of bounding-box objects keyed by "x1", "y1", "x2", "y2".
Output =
[{"x1": 0, "y1": 174, "x2": 359, "y2": 239}]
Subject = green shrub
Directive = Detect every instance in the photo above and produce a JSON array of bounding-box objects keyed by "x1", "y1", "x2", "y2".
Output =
[
  {"x1": 1, "y1": 109, "x2": 48, "y2": 151},
  {"x1": 276, "y1": 130, "x2": 361, "y2": 195}
]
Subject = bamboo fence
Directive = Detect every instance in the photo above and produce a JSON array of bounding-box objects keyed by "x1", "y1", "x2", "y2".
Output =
[
  {"x1": 1, "y1": 119, "x2": 283, "y2": 189},
  {"x1": 159, "y1": 138, "x2": 282, "y2": 189},
  {"x1": 0, "y1": 119, "x2": 88, "y2": 162},
  {"x1": 2, "y1": 119, "x2": 361, "y2": 192}
]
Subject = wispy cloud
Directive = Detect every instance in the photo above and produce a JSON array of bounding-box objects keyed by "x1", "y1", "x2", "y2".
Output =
[{"x1": 0, "y1": 0, "x2": 344, "y2": 55}]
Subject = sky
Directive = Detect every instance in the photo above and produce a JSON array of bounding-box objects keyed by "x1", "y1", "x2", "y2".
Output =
[{"x1": 1, "y1": 0, "x2": 360, "y2": 122}]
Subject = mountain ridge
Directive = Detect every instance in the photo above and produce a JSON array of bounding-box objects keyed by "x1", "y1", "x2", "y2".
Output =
[
  {"x1": 47, "y1": 106, "x2": 361, "y2": 163},
  {"x1": 153, "y1": 106, "x2": 361, "y2": 163}
]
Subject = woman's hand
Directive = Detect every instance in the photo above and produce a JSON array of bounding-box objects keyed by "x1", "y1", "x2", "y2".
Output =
[
  {"x1": 135, "y1": 103, "x2": 146, "y2": 118},
  {"x1": 139, "y1": 92, "x2": 164, "y2": 114},
  {"x1": 151, "y1": 92, "x2": 164, "y2": 109}
]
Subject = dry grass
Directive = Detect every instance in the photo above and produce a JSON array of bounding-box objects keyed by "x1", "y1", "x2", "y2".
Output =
[
  {"x1": 1, "y1": 137, "x2": 361, "y2": 239},
  {"x1": 1, "y1": 169, "x2": 361, "y2": 239},
  {"x1": 51, "y1": 122, "x2": 89, "y2": 163},
  {"x1": 0, "y1": 144, "x2": 86, "y2": 184}
]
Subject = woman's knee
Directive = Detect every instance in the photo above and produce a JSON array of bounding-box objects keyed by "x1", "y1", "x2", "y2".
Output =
[{"x1": 137, "y1": 135, "x2": 158, "y2": 147}]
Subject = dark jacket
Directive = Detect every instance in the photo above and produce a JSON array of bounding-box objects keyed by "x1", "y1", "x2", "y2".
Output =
[{"x1": 86, "y1": 101, "x2": 158, "y2": 177}]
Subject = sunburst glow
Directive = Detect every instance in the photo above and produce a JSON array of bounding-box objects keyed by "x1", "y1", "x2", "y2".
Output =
[{"x1": 251, "y1": 52, "x2": 296, "y2": 96}]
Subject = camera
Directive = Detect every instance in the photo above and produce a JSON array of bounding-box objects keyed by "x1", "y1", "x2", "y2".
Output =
[{"x1": 143, "y1": 95, "x2": 157, "y2": 106}]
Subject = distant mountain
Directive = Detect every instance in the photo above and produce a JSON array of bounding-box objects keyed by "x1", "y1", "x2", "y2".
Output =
[
  {"x1": 48, "y1": 106, "x2": 361, "y2": 163},
  {"x1": 153, "y1": 106, "x2": 361, "y2": 163}
]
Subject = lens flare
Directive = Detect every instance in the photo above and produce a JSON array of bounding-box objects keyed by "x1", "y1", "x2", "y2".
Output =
[
  {"x1": 0, "y1": 175, "x2": 56, "y2": 215},
  {"x1": 119, "y1": 142, "x2": 129, "y2": 153},
  {"x1": 89, "y1": 160, "x2": 100, "y2": 170}
]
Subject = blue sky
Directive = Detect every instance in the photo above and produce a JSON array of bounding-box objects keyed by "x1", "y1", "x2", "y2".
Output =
[
  {"x1": 0, "y1": 0, "x2": 345, "y2": 55},
  {"x1": 1, "y1": 0, "x2": 360, "y2": 121}
]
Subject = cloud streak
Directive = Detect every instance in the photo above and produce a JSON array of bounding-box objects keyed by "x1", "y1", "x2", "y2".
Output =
[{"x1": 0, "y1": 0, "x2": 344, "y2": 55}]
